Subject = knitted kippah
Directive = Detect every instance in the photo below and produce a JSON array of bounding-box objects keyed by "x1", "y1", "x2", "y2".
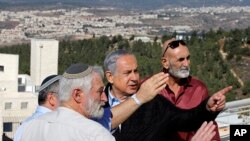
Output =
[
  {"x1": 39, "y1": 75, "x2": 61, "y2": 92},
  {"x1": 63, "y1": 63, "x2": 93, "y2": 79}
]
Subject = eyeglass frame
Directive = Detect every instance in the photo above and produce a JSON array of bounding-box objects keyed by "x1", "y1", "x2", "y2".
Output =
[{"x1": 162, "y1": 40, "x2": 187, "y2": 57}]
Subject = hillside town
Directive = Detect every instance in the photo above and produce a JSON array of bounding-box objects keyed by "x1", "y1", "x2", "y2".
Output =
[
  {"x1": 0, "y1": 6, "x2": 250, "y2": 45},
  {"x1": 0, "y1": 4, "x2": 250, "y2": 141}
]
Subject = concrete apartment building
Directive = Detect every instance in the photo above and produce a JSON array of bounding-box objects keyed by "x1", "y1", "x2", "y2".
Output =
[
  {"x1": 0, "y1": 54, "x2": 19, "y2": 93},
  {"x1": 30, "y1": 39, "x2": 59, "y2": 88},
  {"x1": 0, "y1": 39, "x2": 59, "y2": 139}
]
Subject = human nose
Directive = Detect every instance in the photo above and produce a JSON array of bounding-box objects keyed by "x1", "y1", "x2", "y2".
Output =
[
  {"x1": 130, "y1": 72, "x2": 139, "y2": 80},
  {"x1": 101, "y1": 91, "x2": 108, "y2": 102},
  {"x1": 183, "y1": 59, "x2": 190, "y2": 67}
]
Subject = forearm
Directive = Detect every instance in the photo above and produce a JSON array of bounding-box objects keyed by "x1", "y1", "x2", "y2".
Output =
[
  {"x1": 111, "y1": 97, "x2": 141, "y2": 129},
  {"x1": 171, "y1": 98, "x2": 219, "y2": 131},
  {"x1": 110, "y1": 72, "x2": 168, "y2": 128},
  {"x1": 159, "y1": 97, "x2": 219, "y2": 132}
]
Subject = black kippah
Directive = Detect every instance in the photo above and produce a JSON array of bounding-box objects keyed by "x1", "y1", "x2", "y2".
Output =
[
  {"x1": 63, "y1": 63, "x2": 93, "y2": 79},
  {"x1": 39, "y1": 75, "x2": 61, "y2": 92}
]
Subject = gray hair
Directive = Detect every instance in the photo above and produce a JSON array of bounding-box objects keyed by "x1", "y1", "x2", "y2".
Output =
[
  {"x1": 59, "y1": 66, "x2": 104, "y2": 102},
  {"x1": 38, "y1": 80, "x2": 59, "y2": 105},
  {"x1": 104, "y1": 49, "x2": 133, "y2": 74}
]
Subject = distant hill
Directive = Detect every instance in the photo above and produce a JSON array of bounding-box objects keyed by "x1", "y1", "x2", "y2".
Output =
[{"x1": 0, "y1": 0, "x2": 249, "y2": 10}]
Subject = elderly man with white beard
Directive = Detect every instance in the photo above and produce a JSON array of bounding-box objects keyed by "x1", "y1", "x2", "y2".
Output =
[
  {"x1": 160, "y1": 38, "x2": 221, "y2": 141},
  {"x1": 20, "y1": 63, "x2": 115, "y2": 141}
]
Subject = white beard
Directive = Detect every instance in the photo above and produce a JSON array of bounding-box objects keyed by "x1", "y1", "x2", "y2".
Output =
[
  {"x1": 85, "y1": 96, "x2": 104, "y2": 119},
  {"x1": 169, "y1": 66, "x2": 190, "y2": 79}
]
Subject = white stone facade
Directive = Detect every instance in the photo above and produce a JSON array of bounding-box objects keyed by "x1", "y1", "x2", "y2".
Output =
[
  {"x1": 0, "y1": 53, "x2": 19, "y2": 92},
  {"x1": 0, "y1": 39, "x2": 59, "y2": 139},
  {"x1": 30, "y1": 39, "x2": 59, "y2": 87},
  {"x1": 1, "y1": 91, "x2": 37, "y2": 139}
]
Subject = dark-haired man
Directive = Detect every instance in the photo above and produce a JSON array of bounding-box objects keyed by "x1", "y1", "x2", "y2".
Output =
[
  {"x1": 100, "y1": 49, "x2": 231, "y2": 141},
  {"x1": 14, "y1": 75, "x2": 61, "y2": 141}
]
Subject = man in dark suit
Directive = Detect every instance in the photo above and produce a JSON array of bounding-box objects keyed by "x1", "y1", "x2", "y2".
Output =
[{"x1": 98, "y1": 49, "x2": 232, "y2": 141}]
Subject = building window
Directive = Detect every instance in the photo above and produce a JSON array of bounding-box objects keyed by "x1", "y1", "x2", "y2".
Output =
[
  {"x1": 21, "y1": 102, "x2": 28, "y2": 109},
  {"x1": 18, "y1": 78, "x2": 22, "y2": 85},
  {"x1": 4, "y1": 102, "x2": 12, "y2": 110},
  {"x1": 0, "y1": 65, "x2": 4, "y2": 72},
  {"x1": 35, "y1": 85, "x2": 40, "y2": 92},
  {"x1": 18, "y1": 77, "x2": 26, "y2": 85},
  {"x1": 3, "y1": 122, "x2": 12, "y2": 132}
]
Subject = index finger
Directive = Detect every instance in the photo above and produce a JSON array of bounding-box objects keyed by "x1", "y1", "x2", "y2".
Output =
[{"x1": 218, "y1": 86, "x2": 233, "y2": 96}]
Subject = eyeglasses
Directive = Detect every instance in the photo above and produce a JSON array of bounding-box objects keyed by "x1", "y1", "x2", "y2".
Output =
[{"x1": 162, "y1": 40, "x2": 186, "y2": 57}]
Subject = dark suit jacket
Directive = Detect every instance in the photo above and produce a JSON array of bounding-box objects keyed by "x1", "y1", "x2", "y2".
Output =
[
  {"x1": 114, "y1": 95, "x2": 218, "y2": 141},
  {"x1": 104, "y1": 83, "x2": 218, "y2": 141}
]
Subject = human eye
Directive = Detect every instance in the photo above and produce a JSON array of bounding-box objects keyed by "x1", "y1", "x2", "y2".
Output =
[
  {"x1": 97, "y1": 87, "x2": 104, "y2": 95},
  {"x1": 178, "y1": 58, "x2": 185, "y2": 62},
  {"x1": 124, "y1": 71, "x2": 131, "y2": 75},
  {"x1": 134, "y1": 69, "x2": 138, "y2": 73}
]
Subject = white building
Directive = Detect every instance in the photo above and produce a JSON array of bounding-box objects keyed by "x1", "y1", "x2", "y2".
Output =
[
  {"x1": 134, "y1": 36, "x2": 151, "y2": 42},
  {"x1": 2, "y1": 91, "x2": 37, "y2": 139},
  {"x1": 0, "y1": 38, "x2": 59, "y2": 139},
  {"x1": 18, "y1": 74, "x2": 35, "y2": 92},
  {"x1": 30, "y1": 39, "x2": 59, "y2": 89},
  {"x1": 0, "y1": 53, "x2": 19, "y2": 92},
  {"x1": 0, "y1": 53, "x2": 37, "y2": 139}
]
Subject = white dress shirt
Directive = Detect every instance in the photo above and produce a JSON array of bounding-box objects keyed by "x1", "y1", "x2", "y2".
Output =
[{"x1": 14, "y1": 106, "x2": 52, "y2": 141}]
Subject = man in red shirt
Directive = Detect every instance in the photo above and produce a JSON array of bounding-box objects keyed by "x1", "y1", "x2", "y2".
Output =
[{"x1": 160, "y1": 38, "x2": 221, "y2": 141}]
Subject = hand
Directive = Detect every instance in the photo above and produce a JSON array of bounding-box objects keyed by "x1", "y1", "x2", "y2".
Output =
[
  {"x1": 191, "y1": 121, "x2": 216, "y2": 141},
  {"x1": 136, "y1": 72, "x2": 168, "y2": 104},
  {"x1": 207, "y1": 86, "x2": 233, "y2": 112}
]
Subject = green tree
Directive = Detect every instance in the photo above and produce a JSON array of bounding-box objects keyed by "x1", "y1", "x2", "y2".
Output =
[{"x1": 242, "y1": 80, "x2": 250, "y2": 95}]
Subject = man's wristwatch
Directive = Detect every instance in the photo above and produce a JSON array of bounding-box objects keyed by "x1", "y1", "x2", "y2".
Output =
[{"x1": 131, "y1": 94, "x2": 141, "y2": 106}]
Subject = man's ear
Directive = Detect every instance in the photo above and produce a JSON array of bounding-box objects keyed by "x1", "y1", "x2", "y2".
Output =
[
  {"x1": 105, "y1": 71, "x2": 114, "y2": 84},
  {"x1": 72, "y1": 89, "x2": 82, "y2": 103},
  {"x1": 161, "y1": 57, "x2": 169, "y2": 70},
  {"x1": 47, "y1": 93, "x2": 57, "y2": 106}
]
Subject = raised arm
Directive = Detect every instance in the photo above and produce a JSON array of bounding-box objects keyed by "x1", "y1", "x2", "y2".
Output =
[
  {"x1": 111, "y1": 72, "x2": 168, "y2": 129},
  {"x1": 161, "y1": 86, "x2": 232, "y2": 131},
  {"x1": 113, "y1": 86, "x2": 232, "y2": 141}
]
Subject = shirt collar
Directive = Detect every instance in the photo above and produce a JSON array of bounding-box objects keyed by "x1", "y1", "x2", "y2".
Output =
[
  {"x1": 108, "y1": 87, "x2": 121, "y2": 107},
  {"x1": 179, "y1": 76, "x2": 193, "y2": 88},
  {"x1": 36, "y1": 105, "x2": 52, "y2": 114}
]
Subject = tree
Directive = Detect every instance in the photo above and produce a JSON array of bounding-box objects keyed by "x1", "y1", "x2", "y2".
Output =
[
  {"x1": 161, "y1": 34, "x2": 172, "y2": 43},
  {"x1": 129, "y1": 35, "x2": 135, "y2": 41},
  {"x1": 242, "y1": 80, "x2": 250, "y2": 95}
]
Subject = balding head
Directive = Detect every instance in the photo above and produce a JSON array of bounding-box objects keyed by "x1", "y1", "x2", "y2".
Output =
[
  {"x1": 161, "y1": 39, "x2": 190, "y2": 79},
  {"x1": 161, "y1": 38, "x2": 176, "y2": 57}
]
